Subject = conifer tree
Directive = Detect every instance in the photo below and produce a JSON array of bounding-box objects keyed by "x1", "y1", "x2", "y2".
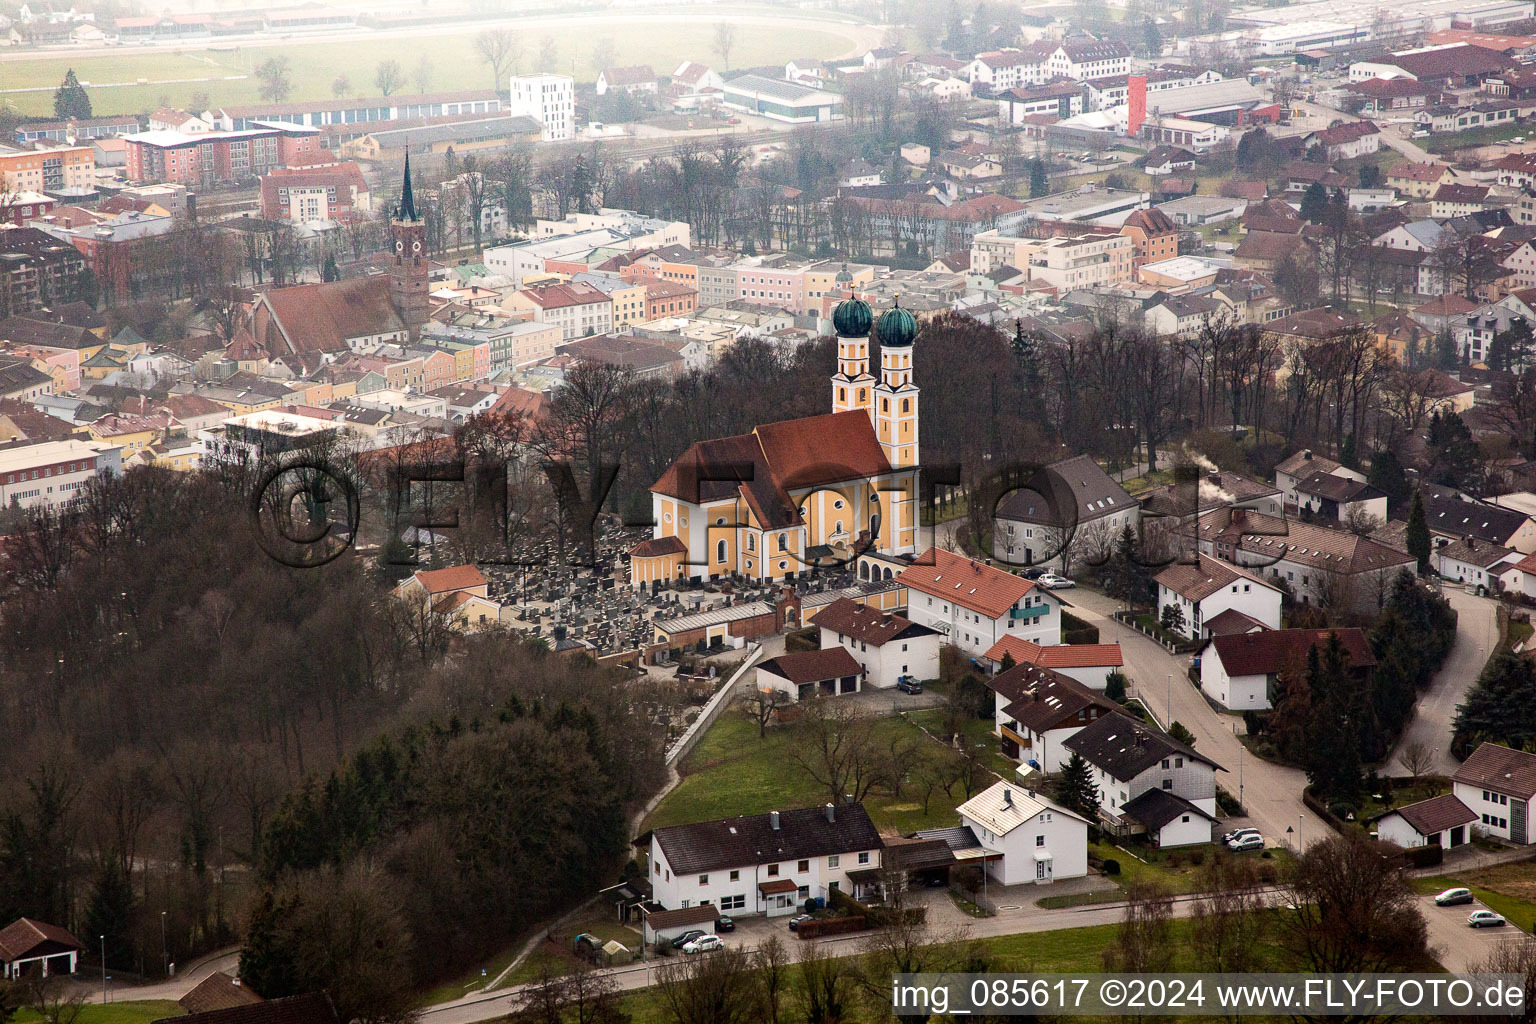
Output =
[
  {"x1": 1055, "y1": 752, "x2": 1101, "y2": 819},
  {"x1": 52, "y1": 69, "x2": 91, "y2": 120}
]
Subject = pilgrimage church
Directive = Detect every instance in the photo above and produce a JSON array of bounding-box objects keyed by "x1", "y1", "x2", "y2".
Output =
[{"x1": 629, "y1": 293, "x2": 921, "y2": 586}]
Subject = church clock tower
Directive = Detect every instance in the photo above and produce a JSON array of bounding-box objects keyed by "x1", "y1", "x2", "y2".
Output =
[
  {"x1": 389, "y1": 152, "x2": 430, "y2": 340},
  {"x1": 830, "y1": 288, "x2": 876, "y2": 418}
]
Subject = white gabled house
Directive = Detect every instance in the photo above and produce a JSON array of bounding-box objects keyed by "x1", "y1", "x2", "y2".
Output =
[
  {"x1": 988, "y1": 663, "x2": 1122, "y2": 771},
  {"x1": 1153, "y1": 553, "x2": 1283, "y2": 640},
  {"x1": 1063, "y1": 713, "x2": 1225, "y2": 848},
  {"x1": 1452, "y1": 743, "x2": 1536, "y2": 844},
  {"x1": 1435, "y1": 538, "x2": 1520, "y2": 594},
  {"x1": 956, "y1": 780, "x2": 1089, "y2": 885},
  {"x1": 896, "y1": 547, "x2": 1064, "y2": 656},
  {"x1": 815, "y1": 596, "x2": 942, "y2": 687},
  {"x1": 1373, "y1": 793, "x2": 1478, "y2": 851},
  {"x1": 641, "y1": 803, "x2": 885, "y2": 919},
  {"x1": 1199, "y1": 627, "x2": 1376, "y2": 711},
  {"x1": 1274, "y1": 449, "x2": 1365, "y2": 507},
  {"x1": 982, "y1": 634, "x2": 1123, "y2": 689},
  {"x1": 755, "y1": 647, "x2": 865, "y2": 702}
]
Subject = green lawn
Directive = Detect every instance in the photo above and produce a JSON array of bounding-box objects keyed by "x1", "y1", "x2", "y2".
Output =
[
  {"x1": 15, "y1": 1002, "x2": 184, "y2": 1024},
  {"x1": 643, "y1": 711, "x2": 989, "y2": 837},
  {"x1": 1092, "y1": 840, "x2": 1292, "y2": 895},
  {"x1": 1424, "y1": 121, "x2": 1529, "y2": 154},
  {"x1": 415, "y1": 941, "x2": 526, "y2": 1007},
  {"x1": 1, "y1": 20, "x2": 851, "y2": 116}
]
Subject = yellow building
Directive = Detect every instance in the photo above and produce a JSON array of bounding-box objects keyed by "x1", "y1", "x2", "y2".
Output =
[
  {"x1": 629, "y1": 296, "x2": 920, "y2": 586},
  {"x1": 610, "y1": 281, "x2": 648, "y2": 329},
  {"x1": 86, "y1": 413, "x2": 169, "y2": 458}
]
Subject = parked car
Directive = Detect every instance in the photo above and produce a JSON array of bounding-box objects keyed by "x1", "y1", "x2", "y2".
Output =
[
  {"x1": 673, "y1": 929, "x2": 706, "y2": 948},
  {"x1": 1228, "y1": 834, "x2": 1264, "y2": 852},
  {"x1": 1037, "y1": 573, "x2": 1075, "y2": 589},
  {"x1": 1222, "y1": 827, "x2": 1261, "y2": 845},
  {"x1": 788, "y1": 914, "x2": 814, "y2": 931},
  {"x1": 1434, "y1": 888, "x2": 1473, "y2": 907},
  {"x1": 682, "y1": 934, "x2": 724, "y2": 954},
  {"x1": 1020, "y1": 567, "x2": 1047, "y2": 580},
  {"x1": 896, "y1": 677, "x2": 924, "y2": 694},
  {"x1": 714, "y1": 916, "x2": 735, "y2": 932},
  {"x1": 1469, "y1": 910, "x2": 1508, "y2": 928}
]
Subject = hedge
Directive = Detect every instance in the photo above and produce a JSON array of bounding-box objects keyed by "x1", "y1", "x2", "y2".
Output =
[
  {"x1": 1061, "y1": 610, "x2": 1099, "y2": 645},
  {"x1": 796, "y1": 915, "x2": 866, "y2": 939}
]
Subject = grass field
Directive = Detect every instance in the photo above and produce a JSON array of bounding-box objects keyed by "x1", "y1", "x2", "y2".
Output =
[
  {"x1": 15, "y1": 1002, "x2": 184, "y2": 1024},
  {"x1": 1, "y1": 20, "x2": 853, "y2": 116},
  {"x1": 642, "y1": 710, "x2": 987, "y2": 837}
]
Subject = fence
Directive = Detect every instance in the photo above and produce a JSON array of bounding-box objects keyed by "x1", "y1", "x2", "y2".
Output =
[{"x1": 664, "y1": 643, "x2": 763, "y2": 766}]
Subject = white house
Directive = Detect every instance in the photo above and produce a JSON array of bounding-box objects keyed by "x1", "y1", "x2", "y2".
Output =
[
  {"x1": 814, "y1": 596, "x2": 941, "y2": 687},
  {"x1": 989, "y1": 663, "x2": 1122, "y2": 771},
  {"x1": 1274, "y1": 449, "x2": 1367, "y2": 507},
  {"x1": 956, "y1": 780, "x2": 1089, "y2": 885},
  {"x1": 1435, "y1": 538, "x2": 1520, "y2": 593},
  {"x1": 982, "y1": 634, "x2": 1123, "y2": 690},
  {"x1": 507, "y1": 73, "x2": 574, "y2": 141},
  {"x1": 992, "y1": 455, "x2": 1140, "y2": 573},
  {"x1": 1452, "y1": 743, "x2": 1536, "y2": 844},
  {"x1": 595, "y1": 65, "x2": 658, "y2": 96},
  {"x1": 755, "y1": 647, "x2": 864, "y2": 702},
  {"x1": 1063, "y1": 712, "x2": 1224, "y2": 848},
  {"x1": 1293, "y1": 469, "x2": 1389, "y2": 525},
  {"x1": 1154, "y1": 553, "x2": 1283, "y2": 640},
  {"x1": 1499, "y1": 551, "x2": 1536, "y2": 600},
  {"x1": 896, "y1": 547, "x2": 1063, "y2": 656},
  {"x1": 1373, "y1": 793, "x2": 1478, "y2": 852},
  {"x1": 1199, "y1": 627, "x2": 1375, "y2": 711},
  {"x1": 1423, "y1": 495, "x2": 1536, "y2": 554},
  {"x1": 644, "y1": 803, "x2": 885, "y2": 917}
]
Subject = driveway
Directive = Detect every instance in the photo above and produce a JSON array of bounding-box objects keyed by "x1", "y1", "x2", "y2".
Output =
[
  {"x1": 1061, "y1": 589, "x2": 1323, "y2": 851},
  {"x1": 1387, "y1": 586, "x2": 1498, "y2": 776}
]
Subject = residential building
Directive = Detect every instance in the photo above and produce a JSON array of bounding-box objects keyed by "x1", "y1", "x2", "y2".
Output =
[
  {"x1": 1304, "y1": 120, "x2": 1381, "y2": 161},
  {"x1": 1199, "y1": 627, "x2": 1375, "y2": 710},
  {"x1": 956, "y1": 781, "x2": 1089, "y2": 885},
  {"x1": 1387, "y1": 161, "x2": 1454, "y2": 198},
  {"x1": 0, "y1": 437, "x2": 120, "y2": 510},
  {"x1": 989, "y1": 662, "x2": 1121, "y2": 769},
  {"x1": 199, "y1": 410, "x2": 337, "y2": 469},
  {"x1": 1119, "y1": 207, "x2": 1179, "y2": 267},
  {"x1": 1422, "y1": 494, "x2": 1536, "y2": 552},
  {"x1": 1452, "y1": 742, "x2": 1536, "y2": 843},
  {"x1": 506, "y1": 280, "x2": 613, "y2": 340},
  {"x1": 1293, "y1": 470, "x2": 1389, "y2": 524},
  {"x1": 898, "y1": 547, "x2": 1064, "y2": 655},
  {"x1": 1154, "y1": 552, "x2": 1284, "y2": 639},
  {"x1": 1146, "y1": 294, "x2": 1227, "y2": 337},
  {"x1": 992, "y1": 455, "x2": 1139, "y2": 572},
  {"x1": 1434, "y1": 537, "x2": 1520, "y2": 592},
  {"x1": 0, "y1": 228, "x2": 87, "y2": 318},
  {"x1": 0, "y1": 143, "x2": 94, "y2": 193},
  {"x1": 643, "y1": 804, "x2": 885, "y2": 914},
  {"x1": 1062, "y1": 713, "x2": 1224, "y2": 847},
  {"x1": 982, "y1": 635, "x2": 1123, "y2": 688},
  {"x1": 1026, "y1": 234, "x2": 1135, "y2": 291},
  {"x1": 643, "y1": 278, "x2": 698, "y2": 320},
  {"x1": 507, "y1": 74, "x2": 575, "y2": 141},
  {"x1": 814, "y1": 596, "x2": 942, "y2": 687},
  {"x1": 596, "y1": 65, "x2": 658, "y2": 95},
  {"x1": 258, "y1": 162, "x2": 370, "y2": 224},
  {"x1": 1431, "y1": 184, "x2": 1493, "y2": 218},
  {"x1": 1274, "y1": 448, "x2": 1366, "y2": 506},
  {"x1": 123, "y1": 123, "x2": 322, "y2": 185},
  {"x1": 425, "y1": 310, "x2": 559, "y2": 371}
]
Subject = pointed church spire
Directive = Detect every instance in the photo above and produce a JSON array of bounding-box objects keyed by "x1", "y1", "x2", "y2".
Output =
[{"x1": 398, "y1": 150, "x2": 418, "y2": 222}]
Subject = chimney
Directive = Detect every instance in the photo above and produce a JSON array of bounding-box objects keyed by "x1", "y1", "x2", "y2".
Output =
[
  {"x1": 770, "y1": 810, "x2": 780, "y2": 830},
  {"x1": 1003, "y1": 787, "x2": 1013, "y2": 806},
  {"x1": 1027, "y1": 788, "x2": 1035, "y2": 798},
  {"x1": 824, "y1": 802, "x2": 835, "y2": 823},
  {"x1": 1303, "y1": 449, "x2": 1313, "y2": 460},
  {"x1": 1127, "y1": 74, "x2": 1148, "y2": 138},
  {"x1": 186, "y1": 191, "x2": 197, "y2": 223},
  {"x1": 1208, "y1": 472, "x2": 1221, "y2": 485}
]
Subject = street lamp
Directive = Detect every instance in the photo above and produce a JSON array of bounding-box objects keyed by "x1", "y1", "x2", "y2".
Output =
[
  {"x1": 161, "y1": 911, "x2": 168, "y2": 979},
  {"x1": 100, "y1": 935, "x2": 106, "y2": 1004},
  {"x1": 1166, "y1": 673, "x2": 1172, "y2": 727},
  {"x1": 1299, "y1": 814, "x2": 1304, "y2": 851}
]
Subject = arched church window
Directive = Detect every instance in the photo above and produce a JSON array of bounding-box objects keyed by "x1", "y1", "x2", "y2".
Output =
[{"x1": 716, "y1": 539, "x2": 727, "y2": 563}]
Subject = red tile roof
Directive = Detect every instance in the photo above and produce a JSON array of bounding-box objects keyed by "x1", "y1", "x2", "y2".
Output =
[
  {"x1": 813, "y1": 597, "x2": 935, "y2": 646},
  {"x1": 757, "y1": 647, "x2": 863, "y2": 685},
  {"x1": 896, "y1": 547, "x2": 1036, "y2": 619},
  {"x1": 409, "y1": 563, "x2": 487, "y2": 595},
  {"x1": 0, "y1": 918, "x2": 83, "y2": 961},
  {"x1": 984, "y1": 635, "x2": 1122, "y2": 668},
  {"x1": 631, "y1": 535, "x2": 687, "y2": 558},
  {"x1": 260, "y1": 277, "x2": 404, "y2": 354},
  {"x1": 1155, "y1": 553, "x2": 1276, "y2": 603},
  {"x1": 1383, "y1": 793, "x2": 1477, "y2": 837}
]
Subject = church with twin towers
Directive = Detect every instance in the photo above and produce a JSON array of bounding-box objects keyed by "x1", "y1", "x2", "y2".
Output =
[{"x1": 628, "y1": 292, "x2": 922, "y2": 587}]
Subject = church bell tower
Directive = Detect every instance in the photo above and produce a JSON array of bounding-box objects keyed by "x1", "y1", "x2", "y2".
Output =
[
  {"x1": 830, "y1": 285, "x2": 876, "y2": 418},
  {"x1": 390, "y1": 151, "x2": 430, "y2": 340}
]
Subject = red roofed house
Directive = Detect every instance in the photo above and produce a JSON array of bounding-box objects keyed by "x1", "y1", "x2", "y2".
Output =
[
  {"x1": 756, "y1": 646, "x2": 865, "y2": 701},
  {"x1": 504, "y1": 281, "x2": 614, "y2": 340},
  {"x1": 1452, "y1": 742, "x2": 1536, "y2": 844},
  {"x1": 0, "y1": 918, "x2": 82, "y2": 979},
  {"x1": 259, "y1": 162, "x2": 371, "y2": 224},
  {"x1": 1118, "y1": 207, "x2": 1179, "y2": 269},
  {"x1": 1373, "y1": 793, "x2": 1477, "y2": 851},
  {"x1": 1153, "y1": 552, "x2": 1283, "y2": 641},
  {"x1": 394, "y1": 563, "x2": 501, "y2": 630},
  {"x1": 1199, "y1": 627, "x2": 1374, "y2": 710},
  {"x1": 1304, "y1": 120, "x2": 1380, "y2": 161},
  {"x1": 628, "y1": 294, "x2": 920, "y2": 587},
  {"x1": 596, "y1": 65, "x2": 658, "y2": 96},
  {"x1": 987, "y1": 661, "x2": 1121, "y2": 768},
  {"x1": 981, "y1": 635, "x2": 1123, "y2": 689},
  {"x1": 897, "y1": 547, "x2": 1065, "y2": 656},
  {"x1": 814, "y1": 595, "x2": 942, "y2": 688}
]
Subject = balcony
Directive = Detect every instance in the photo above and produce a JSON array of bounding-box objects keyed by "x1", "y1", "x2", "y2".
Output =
[{"x1": 1010, "y1": 604, "x2": 1049, "y2": 621}]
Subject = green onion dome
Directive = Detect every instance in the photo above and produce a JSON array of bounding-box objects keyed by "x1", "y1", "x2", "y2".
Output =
[
  {"x1": 876, "y1": 303, "x2": 917, "y2": 347},
  {"x1": 832, "y1": 296, "x2": 873, "y2": 337}
]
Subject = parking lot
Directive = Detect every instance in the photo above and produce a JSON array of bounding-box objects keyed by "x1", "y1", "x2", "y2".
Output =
[{"x1": 1418, "y1": 893, "x2": 1532, "y2": 971}]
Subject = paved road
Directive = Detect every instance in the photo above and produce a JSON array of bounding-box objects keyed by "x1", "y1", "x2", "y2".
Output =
[
  {"x1": 1285, "y1": 97, "x2": 1437, "y2": 163},
  {"x1": 1387, "y1": 586, "x2": 1499, "y2": 777},
  {"x1": 1419, "y1": 894, "x2": 1532, "y2": 972},
  {"x1": 82, "y1": 949, "x2": 241, "y2": 1005},
  {"x1": 1062, "y1": 589, "x2": 1323, "y2": 851}
]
